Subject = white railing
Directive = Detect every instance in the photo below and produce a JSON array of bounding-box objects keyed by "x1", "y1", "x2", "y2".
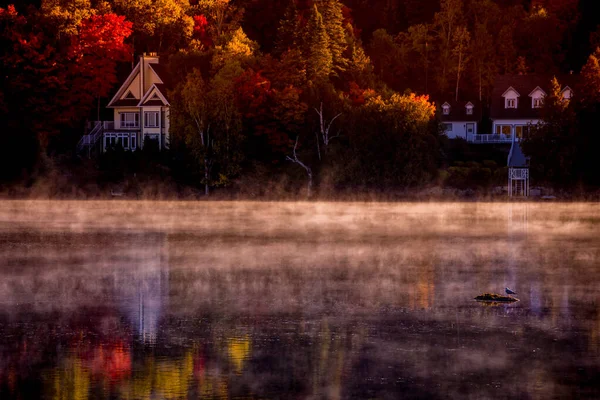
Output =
[
  {"x1": 509, "y1": 168, "x2": 529, "y2": 179},
  {"x1": 77, "y1": 122, "x2": 104, "y2": 154},
  {"x1": 470, "y1": 134, "x2": 514, "y2": 144}
]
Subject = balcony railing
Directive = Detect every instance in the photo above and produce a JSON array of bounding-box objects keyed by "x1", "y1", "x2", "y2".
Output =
[{"x1": 470, "y1": 134, "x2": 514, "y2": 144}]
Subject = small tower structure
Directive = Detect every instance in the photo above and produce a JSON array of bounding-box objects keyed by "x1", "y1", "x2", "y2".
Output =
[{"x1": 507, "y1": 141, "x2": 529, "y2": 197}]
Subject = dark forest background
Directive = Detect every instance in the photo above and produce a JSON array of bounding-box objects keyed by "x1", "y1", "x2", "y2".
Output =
[{"x1": 2, "y1": 0, "x2": 600, "y2": 198}]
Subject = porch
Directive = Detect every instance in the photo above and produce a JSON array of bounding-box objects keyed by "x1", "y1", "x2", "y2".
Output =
[{"x1": 77, "y1": 121, "x2": 168, "y2": 157}]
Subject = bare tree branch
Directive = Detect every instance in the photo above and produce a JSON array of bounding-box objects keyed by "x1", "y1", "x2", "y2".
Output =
[{"x1": 286, "y1": 136, "x2": 313, "y2": 198}]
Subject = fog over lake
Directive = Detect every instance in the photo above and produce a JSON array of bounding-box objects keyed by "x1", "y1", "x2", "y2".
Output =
[{"x1": 0, "y1": 201, "x2": 599, "y2": 399}]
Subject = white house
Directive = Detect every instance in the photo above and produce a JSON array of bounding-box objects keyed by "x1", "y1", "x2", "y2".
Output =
[
  {"x1": 490, "y1": 74, "x2": 576, "y2": 142},
  {"x1": 440, "y1": 100, "x2": 479, "y2": 141},
  {"x1": 77, "y1": 52, "x2": 171, "y2": 155}
]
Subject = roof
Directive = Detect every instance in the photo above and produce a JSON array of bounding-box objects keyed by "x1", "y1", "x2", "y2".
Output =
[
  {"x1": 491, "y1": 74, "x2": 578, "y2": 120},
  {"x1": 439, "y1": 100, "x2": 481, "y2": 122},
  {"x1": 508, "y1": 142, "x2": 528, "y2": 167}
]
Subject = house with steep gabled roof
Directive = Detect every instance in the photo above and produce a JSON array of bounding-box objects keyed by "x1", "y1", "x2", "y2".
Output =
[{"x1": 77, "y1": 53, "x2": 171, "y2": 155}]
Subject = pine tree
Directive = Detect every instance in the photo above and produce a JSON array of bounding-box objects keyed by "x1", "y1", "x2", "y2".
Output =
[
  {"x1": 306, "y1": 5, "x2": 332, "y2": 82},
  {"x1": 580, "y1": 47, "x2": 600, "y2": 105},
  {"x1": 316, "y1": 0, "x2": 348, "y2": 73},
  {"x1": 274, "y1": 0, "x2": 300, "y2": 56}
]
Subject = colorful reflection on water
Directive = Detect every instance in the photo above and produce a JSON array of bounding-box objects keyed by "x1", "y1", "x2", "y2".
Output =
[{"x1": 0, "y1": 201, "x2": 599, "y2": 399}]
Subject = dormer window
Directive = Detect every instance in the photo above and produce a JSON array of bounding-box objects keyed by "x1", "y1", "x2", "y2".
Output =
[
  {"x1": 502, "y1": 87, "x2": 520, "y2": 110},
  {"x1": 465, "y1": 102, "x2": 474, "y2": 115},
  {"x1": 442, "y1": 102, "x2": 450, "y2": 115},
  {"x1": 528, "y1": 86, "x2": 546, "y2": 109}
]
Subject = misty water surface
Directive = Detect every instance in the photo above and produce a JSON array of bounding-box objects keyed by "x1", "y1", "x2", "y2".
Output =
[{"x1": 0, "y1": 201, "x2": 599, "y2": 399}]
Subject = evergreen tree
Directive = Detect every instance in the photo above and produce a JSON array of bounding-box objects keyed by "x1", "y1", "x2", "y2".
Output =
[
  {"x1": 522, "y1": 77, "x2": 578, "y2": 187},
  {"x1": 274, "y1": 0, "x2": 300, "y2": 56},
  {"x1": 306, "y1": 4, "x2": 333, "y2": 82},
  {"x1": 316, "y1": 0, "x2": 348, "y2": 73},
  {"x1": 580, "y1": 47, "x2": 600, "y2": 105}
]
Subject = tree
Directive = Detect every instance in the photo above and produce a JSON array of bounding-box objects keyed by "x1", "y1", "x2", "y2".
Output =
[
  {"x1": 316, "y1": 0, "x2": 348, "y2": 73},
  {"x1": 497, "y1": 24, "x2": 516, "y2": 74},
  {"x1": 212, "y1": 27, "x2": 258, "y2": 71},
  {"x1": 433, "y1": 0, "x2": 464, "y2": 93},
  {"x1": 274, "y1": 0, "x2": 301, "y2": 56},
  {"x1": 521, "y1": 77, "x2": 578, "y2": 186},
  {"x1": 1, "y1": 5, "x2": 67, "y2": 150},
  {"x1": 579, "y1": 47, "x2": 600, "y2": 105},
  {"x1": 153, "y1": 0, "x2": 194, "y2": 52},
  {"x1": 286, "y1": 136, "x2": 313, "y2": 197},
  {"x1": 313, "y1": 102, "x2": 342, "y2": 161},
  {"x1": 368, "y1": 29, "x2": 401, "y2": 89},
  {"x1": 178, "y1": 69, "x2": 212, "y2": 195},
  {"x1": 397, "y1": 24, "x2": 433, "y2": 93},
  {"x1": 40, "y1": 0, "x2": 95, "y2": 36},
  {"x1": 305, "y1": 5, "x2": 333, "y2": 82},
  {"x1": 193, "y1": 0, "x2": 242, "y2": 43},
  {"x1": 67, "y1": 13, "x2": 133, "y2": 120},
  {"x1": 452, "y1": 26, "x2": 470, "y2": 101},
  {"x1": 470, "y1": 22, "x2": 495, "y2": 101}
]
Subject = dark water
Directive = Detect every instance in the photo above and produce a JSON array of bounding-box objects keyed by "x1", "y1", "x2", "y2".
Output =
[{"x1": 0, "y1": 201, "x2": 599, "y2": 399}]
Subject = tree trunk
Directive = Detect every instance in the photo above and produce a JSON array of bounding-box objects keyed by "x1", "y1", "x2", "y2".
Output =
[
  {"x1": 306, "y1": 170, "x2": 313, "y2": 198},
  {"x1": 455, "y1": 52, "x2": 462, "y2": 102},
  {"x1": 204, "y1": 158, "x2": 209, "y2": 196}
]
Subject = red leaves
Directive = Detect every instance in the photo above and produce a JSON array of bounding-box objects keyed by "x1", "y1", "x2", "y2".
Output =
[
  {"x1": 193, "y1": 14, "x2": 213, "y2": 48},
  {"x1": 0, "y1": 6, "x2": 133, "y2": 146},
  {"x1": 235, "y1": 69, "x2": 272, "y2": 119},
  {"x1": 67, "y1": 13, "x2": 133, "y2": 104},
  {"x1": 69, "y1": 14, "x2": 132, "y2": 62},
  {"x1": 347, "y1": 81, "x2": 365, "y2": 106}
]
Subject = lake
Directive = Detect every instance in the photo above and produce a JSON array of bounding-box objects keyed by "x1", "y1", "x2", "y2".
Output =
[{"x1": 0, "y1": 201, "x2": 599, "y2": 399}]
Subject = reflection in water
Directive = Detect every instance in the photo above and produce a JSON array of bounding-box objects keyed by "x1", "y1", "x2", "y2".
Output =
[{"x1": 0, "y1": 201, "x2": 599, "y2": 399}]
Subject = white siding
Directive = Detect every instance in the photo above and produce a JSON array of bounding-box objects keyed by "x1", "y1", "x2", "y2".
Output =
[
  {"x1": 114, "y1": 108, "x2": 140, "y2": 129},
  {"x1": 445, "y1": 121, "x2": 477, "y2": 140}
]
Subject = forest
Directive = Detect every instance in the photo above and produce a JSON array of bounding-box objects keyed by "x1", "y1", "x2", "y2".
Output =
[{"x1": 1, "y1": 0, "x2": 600, "y2": 198}]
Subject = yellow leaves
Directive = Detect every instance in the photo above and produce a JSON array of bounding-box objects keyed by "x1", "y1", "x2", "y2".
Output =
[
  {"x1": 363, "y1": 92, "x2": 435, "y2": 133},
  {"x1": 41, "y1": 0, "x2": 95, "y2": 36},
  {"x1": 212, "y1": 28, "x2": 258, "y2": 71}
]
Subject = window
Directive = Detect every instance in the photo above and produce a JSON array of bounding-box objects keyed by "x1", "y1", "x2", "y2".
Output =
[
  {"x1": 442, "y1": 106, "x2": 450, "y2": 115},
  {"x1": 131, "y1": 135, "x2": 137, "y2": 150},
  {"x1": 495, "y1": 125, "x2": 512, "y2": 137},
  {"x1": 443, "y1": 123, "x2": 452, "y2": 132},
  {"x1": 120, "y1": 112, "x2": 139, "y2": 128},
  {"x1": 533, "y1": 98, "x2": 543, "y2": 108},
  {"x1": 145, "y1": 111, "x2": 159, "y2": 128},
  {"x1": 466, "y1": 106, "x2": 473, "y2": 115},
  {"x1": 506, "y1": 98, "x2": 516, "y2": 108},
  {"x1": 515, "y1": 126, "x2": 530, "y2": 139},
  {"x1": 104, "y1": 133, "x2": 133, "y2": 150}
]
